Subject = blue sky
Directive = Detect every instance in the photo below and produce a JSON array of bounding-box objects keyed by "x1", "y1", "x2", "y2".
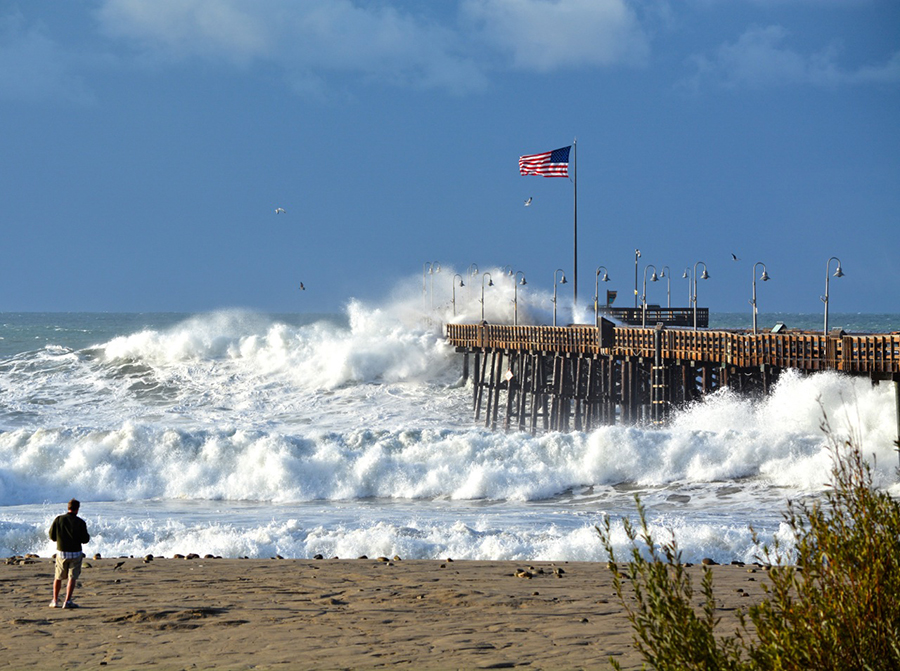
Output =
[{"x1": 2, "y1": 0, "x2": 898, "y2": 316}]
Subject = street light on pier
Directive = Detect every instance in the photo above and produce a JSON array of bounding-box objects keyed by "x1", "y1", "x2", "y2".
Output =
[
  {"x1": 750, "y1": 262, "x2": 770, "y2": 335},
  {"x1": 422, "y1": 262, "x2": 440, "y2": 311},
  {"x1": 430, "y1": 262, "x2": 441, "y2": 310},
  {"x1": 682, "y1": 268, "x2": 691, "y2": 306},
  {"x1": 660, "y1": 266, "x2": 671, "y2": 308},
  {"x1": 451, "y1": 274, "x2": 465, "y2": 317},
  {"x1": 423, "y1": 262, "x2": 434, "y2": 302},
  {"x1": 691, "y1": 262, "x2": 710, "y2": 330},
  {"x1": 553, "y1": 269, "x2": 568, "y2": 327},
  {"x1": 480, "y1": 272, "x2": 494, "y2": 322},
  {"x1": 633, "y1": 249, "x2": 641, "y2": 308},
  {"x1": 467, "y1": 264, "x2": 479, "y2": 303},
  {"x1": 641, "y1": 264, "x2": 659, "y2": 327},
  {"x1": 821, "y1": 256, "x2": 844, "y2": 334},
  {"x1": 594, "y1": 266, "x2": 610, "y2": 327},
  {"x1": 513, "y1": 271, "x2": 527, "y2": 326}
]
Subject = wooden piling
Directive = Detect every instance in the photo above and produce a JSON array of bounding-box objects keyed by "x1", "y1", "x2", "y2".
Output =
[{"x1": 448, "y1": 323, "x2": 900, "y2": 434}]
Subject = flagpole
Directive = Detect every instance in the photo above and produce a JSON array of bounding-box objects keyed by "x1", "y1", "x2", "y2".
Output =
[{"x1": 573, "y1": 138, "x2": 578, "y2": 308}]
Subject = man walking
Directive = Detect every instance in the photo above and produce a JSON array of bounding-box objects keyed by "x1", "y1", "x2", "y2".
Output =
[{"x1": 48, "y1": 498, "x2": 90, "y2": 609}]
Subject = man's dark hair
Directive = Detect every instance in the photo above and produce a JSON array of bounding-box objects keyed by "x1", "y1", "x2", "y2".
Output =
[{"x1": 68, "y1": 499, "x2": 80, "y2": 513}]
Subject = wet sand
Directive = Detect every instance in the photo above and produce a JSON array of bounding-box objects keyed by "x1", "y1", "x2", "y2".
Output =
[{"x1": 1, "y1": 556, "x2": 767, "y2": 670}]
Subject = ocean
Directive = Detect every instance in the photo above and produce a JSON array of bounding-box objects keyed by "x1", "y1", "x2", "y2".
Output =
[{"x1": 2, "y1": 286, "x2": 898, "y2": 564}]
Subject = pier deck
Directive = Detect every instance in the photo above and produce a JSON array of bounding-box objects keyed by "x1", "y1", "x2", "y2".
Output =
[{"x1": 445, "y1": 322, "x2": 900, "y2": 433}]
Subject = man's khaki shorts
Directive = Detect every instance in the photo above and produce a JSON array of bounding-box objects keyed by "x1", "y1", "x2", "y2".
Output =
[{"x1": 54, "y1": 554, "x2": 83, "y2": 581}]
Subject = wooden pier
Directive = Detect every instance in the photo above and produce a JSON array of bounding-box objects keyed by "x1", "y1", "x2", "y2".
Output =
[{"x1": 445, "y1": 321, "x2": 900, "y2": 433}]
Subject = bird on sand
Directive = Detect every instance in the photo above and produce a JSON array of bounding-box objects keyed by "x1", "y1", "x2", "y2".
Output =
[
  {"x1": 299, "y1": 283, "x2": 305, "y2": 291},
  {"x1": 524, "y1": 197, "x2": 532, "y2": 206},
  {"x1": 275, "y1": 207, "x2": 286, "y2": 214}
]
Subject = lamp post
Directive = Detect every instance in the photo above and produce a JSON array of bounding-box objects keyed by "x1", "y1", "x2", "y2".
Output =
[
  {"x1": 553, "y1": 268, "x2": 568, "y2": 327},
  {"x1": 641, "y1": 264, "x2": 659, "y2": 327},
  {"x1": 593, "y1": 266, "x2": 610, "y2": 327},
  {"x1": 422, "y1": 262, "x2": 440, "y2": 310},
  {"x1": 660, "y1": 266, "x2": 671, "y2": 308},
  {"x1": 682, "y1": 268, "x2": 691, "y2": 306},
  {"x1": 423, "y1": 262, "x2": 434, "y2": 304},
  {"x1": 691, "y1": 261, "x2": 710, "y2": 330},
  {"x1": 513, "y1": 271, "x2": 527, "y2": 326},
  {"x1": 467, "y1": 264, "x2": 478, "y2": 303},
  {"x1": 451, "y1": 274, "x2": 465, "y2": 317},
  {"x1": 750, "y1": 262, "x2": 770, "y2": 335},
  {"x1": 633, "y1": 249, "x2": 641, "y2": 308},
  {"x1": 480, "y1": 272, "x2": 494, "y2": 322},
  {"x1": 429, "y1": 262, "x2": 440, "y2": 311},
  {"x1": 821, "y1": 256, "x2": 844, "y2": 334}
]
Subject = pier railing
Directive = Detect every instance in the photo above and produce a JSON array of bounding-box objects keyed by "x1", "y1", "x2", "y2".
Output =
[{"x1": 444, "y1": 323, "x2": 900, "y2": 376}]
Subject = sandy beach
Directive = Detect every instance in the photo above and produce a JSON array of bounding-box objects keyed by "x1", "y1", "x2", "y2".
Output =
[{"x1": 1, "y1": 555, "x2": 768, "y2": 670}]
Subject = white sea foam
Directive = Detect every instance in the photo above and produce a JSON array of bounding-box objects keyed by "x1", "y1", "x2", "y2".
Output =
[{"x1": 1, "y1": 282, "x2": 897, "y2": 560}]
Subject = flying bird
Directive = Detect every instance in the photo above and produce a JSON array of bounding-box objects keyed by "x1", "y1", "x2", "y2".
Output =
[
  {"x1": 731, "y1": 253, "x2": 740, "y2": 261},
  {"x1": 524, "y1": 197, "x2": 532, "y2": 206},
  {"x1": 275, "y1": 207, "x2": 286, "y2": 214},
  {"x1": 299, "y1": 283, "x2": 305, "y2": 291}
]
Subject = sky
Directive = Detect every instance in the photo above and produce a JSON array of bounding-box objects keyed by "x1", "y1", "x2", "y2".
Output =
[{"x1": 2, "y1": 0, "x2": 898, "y2": 317}]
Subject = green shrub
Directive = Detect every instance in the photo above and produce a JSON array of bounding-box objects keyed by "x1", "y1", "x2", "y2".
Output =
[{"x1": 598, "y1": 418, "x2": 900, "y2": 670}]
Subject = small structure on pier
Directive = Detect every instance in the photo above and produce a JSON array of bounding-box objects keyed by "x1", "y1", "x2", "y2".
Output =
[
  {"x1": 597, "y1": 306, "x2": 708, "y2": 328},
  {"x1": 445, "y1": 321, "x2": 900, "y2": 434}
]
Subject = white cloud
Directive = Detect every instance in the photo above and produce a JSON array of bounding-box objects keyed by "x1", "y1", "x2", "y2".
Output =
[
  {"x1": 96, "y1": 0, "x2": 271, "y2": 66},
  {"x1": 461, "y1": 0, "x2": 650, "y2": 71},
  {"x1": 0, "y1": 11, "x2": 94, "y2": 104},
  {"x1": 94, "y1": 0, "x2": 652, "y2": 95},
  {"x1": 96, "y1": 0, "x2": 488, "y2": 94},
  {"x1": 851, "y1": 50, "x2": 900, "y2": 85},
  {"x1": 684, "y1": 24, "x2": 900, "y2": 90}
]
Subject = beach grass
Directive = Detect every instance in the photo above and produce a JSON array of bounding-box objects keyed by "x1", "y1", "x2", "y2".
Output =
[{"x1": 598, "y1": 416, "x2": 900, "y2": 671}]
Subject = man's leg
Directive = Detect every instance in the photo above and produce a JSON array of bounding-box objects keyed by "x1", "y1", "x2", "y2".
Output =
[
  {"x1": 64, "y1": 577, "x2": 76, "y2": 603},
  {"x1": 63, "y1": 557, "x2": 82, "y2": 606},
  {"x1": 51, "y1": 555, "x2": 66, "y2": 607}
]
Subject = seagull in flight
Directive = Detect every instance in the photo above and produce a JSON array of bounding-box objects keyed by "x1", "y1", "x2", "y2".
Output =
[
  {"x1": 299, "y1": 283, "x2": 305, "y2": 291},
  {"x1": 731, "y1": 253, "x2": 740, "y2": 261},
  {"x1": 275, "y1": 207, "x2": 286, "y2": 214},
  {"x1": 524, "y1": 197, "x2": 532, "y2": 206}
]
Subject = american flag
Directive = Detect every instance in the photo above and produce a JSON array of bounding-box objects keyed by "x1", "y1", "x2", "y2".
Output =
[{"x1": 519, "y1": 146, "x2": 571, "y2": 178}]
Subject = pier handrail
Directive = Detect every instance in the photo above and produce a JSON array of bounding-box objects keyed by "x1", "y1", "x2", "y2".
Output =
[{"x1": 445, "y1": 323, "x2": 900, "y2": 376}]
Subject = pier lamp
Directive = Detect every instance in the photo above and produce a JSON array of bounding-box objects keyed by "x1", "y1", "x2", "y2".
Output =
[
  {"x1": 480, "y1": 272, "x2": 494, "y2": 322},
  {"x1": 682, "y1": 268, "x2": 691, "y2": 306},
  {"x1": 641, "y1": 265, "x2": 659, "y2": 327},
  {"x1": 691, "y1": 261, "x2": 710, "y2": 330},
  {"x1": 423, "y1": 262, "x2": 440, "y2": 311},
  {"x1": 553, "y1": 269, "x2": 568, "y2": 327},
  {"x1": 513, "y1": 271, "x2": 527, "y2": 326},
  {"x1": 593, "y1": 266, "x2": 610, "y2": 327},
  {"x1": 501, "y1": 265, "x2": 514, "y2": 277},
  {"x1": 821, "y1": 256, "x2": 844, "y2": 334},
  {"x1": 750, "y1": 262, "x2": 770, "y2": 335},
  {"x1": 451, "y1": 274, "x2": 465, "y2": 317},
  {"x1": 423, "y1": 262, "x2": 434, "y2": 302},
  {"x1": 429, "y1": 262, "x2": 441, "y2": 311},
  {"x1": 467, "y1": 264, "x2": 479, "y2": 303},
  {"x1": 634, "y1": 249, "x2": 641, "y2": 308},
  {"x1": 660, "y1": 266, "x2": 671, "y2": 308}
]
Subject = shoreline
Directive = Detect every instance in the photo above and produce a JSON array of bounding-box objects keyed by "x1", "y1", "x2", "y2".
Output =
[{"x1": 1, "y1": 556, "x2": 768, "y2": 670}]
